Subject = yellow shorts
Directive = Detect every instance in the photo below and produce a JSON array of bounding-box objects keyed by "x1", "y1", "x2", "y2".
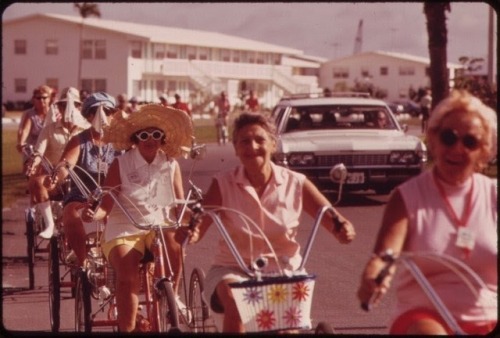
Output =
[{"x1": 101, "y1": 231, "x2": 156, "y2": 260}]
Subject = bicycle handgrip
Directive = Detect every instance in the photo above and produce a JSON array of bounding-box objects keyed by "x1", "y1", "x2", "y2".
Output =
[
  {"x1": 332, "y1": 213, "x2": 345, "y2": 233},
  {"x1": 361, "y1": 252, "x2": 395, "y2": 312}
]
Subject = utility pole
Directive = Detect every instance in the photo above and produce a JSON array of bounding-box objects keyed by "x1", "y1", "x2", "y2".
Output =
[
  {"x1": 487, "y1": 6, "x2": 494, "y2": 85},
  {"x1": 353, "y1": 20, "x2": 363, "y2": 55}
]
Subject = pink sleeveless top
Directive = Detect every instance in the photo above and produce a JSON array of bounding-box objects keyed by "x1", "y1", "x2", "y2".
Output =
[
  {"x1": 212, "y1": 163, "x2": 306, "y2": 273},
  {"x1": 395, "y1": 169, "x2": 497, "y2": 323}
]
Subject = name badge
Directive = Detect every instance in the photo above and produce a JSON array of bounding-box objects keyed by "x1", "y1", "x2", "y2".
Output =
[
  {"x1": 456, "y1": 227, "x2": 475, "y2": 251},
  {"x1": 97, "y1": 162, "x2": 108, "y2": 174}
]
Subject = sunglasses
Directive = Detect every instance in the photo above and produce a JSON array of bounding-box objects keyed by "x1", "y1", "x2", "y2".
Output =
[
  {"x1": 35, "y1": 96, "x2": 49, "y2": 100},
  {"x1": 439, "y1": 128, "x2": 481, "y2": 151},
  {"x1": 88, "y1": 105, "x2": 115, "y2": 116},
  {"x1": 136, "y1": 130, "x2": 164, "y2": 142}
]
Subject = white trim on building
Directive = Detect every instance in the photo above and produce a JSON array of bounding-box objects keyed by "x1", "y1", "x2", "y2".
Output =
[
  {"x1": 3, "y1": 13, "x2": 322, "y2": 111},
  {"x1": 319, "y1": 50, "x2": 462, "y2": 101}
]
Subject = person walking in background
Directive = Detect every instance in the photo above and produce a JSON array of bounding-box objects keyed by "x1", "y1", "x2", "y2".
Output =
[
  {"x1": 357, "y1": 90, "x2": 497, "y2": 335},
  {"x1": 26, "y1": 87, "x2": 87, "y2": 238},
  {"x1": 159, "y1": 94, "x2": 169, "y2": 107},
  {"x1": 176, "y1": 112, "x2": 356, "y2": 333},
  {"x1": 129, "y1": 96, "x2": 140, "y2": 113},
  {"x1": 17, "y1": 85, "x2": 53, "y2": 173},
  {"x1": 215, "y1": 91, "x2": 230, "y2": 145},
  {"x1": 419, "y1": 89, "x2": 432, "y2": 133},
  {"x1": 244, "y1": 90, "x2": 260, "y2": 113},
  {"x1": 81, "y1": 104, "x2": 193, "y2": 332},
  {"x1": 116, "y1": 93, "x2": 133, "y2": 116},
  {"x1": 172, "y1": 93, "x2": 192, "y2": 118}
]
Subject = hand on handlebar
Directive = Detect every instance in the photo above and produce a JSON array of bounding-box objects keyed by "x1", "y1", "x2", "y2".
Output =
[
  {"x1": 174, "y1": 224, "x2": 201, "y2": 245},
  {"x1": 357, "y1": 251, "x2": 396, "y2": 311},
  {"x1": 331, "y1": 214, "x2": 356, "y2": 244}
]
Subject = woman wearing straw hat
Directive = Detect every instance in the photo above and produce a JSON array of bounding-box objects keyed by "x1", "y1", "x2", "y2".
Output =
[
  {"x1": 49, "y1": 92, "x2": 121, "y2": 264},
  {"x1": 82, "y1": 104, "x2": 193, "y2": 332}
]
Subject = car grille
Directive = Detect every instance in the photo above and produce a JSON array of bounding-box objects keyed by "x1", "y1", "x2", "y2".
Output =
[{"x1": 317, "y1": 154, "x2": 387, "y2": 166}]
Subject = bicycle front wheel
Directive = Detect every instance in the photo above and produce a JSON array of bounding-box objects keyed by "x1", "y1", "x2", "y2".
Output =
[
  {"x1": 48, "y1": 236, "x2": 60, "y2": 332},
  {"x1": 25, "y1": 208, "x2": 35, "y2": 290},
  {"x1": 156, "y1": 280, "x2": 179, "y2": 333},
  {"x1": 75, "y1": 269, "x2": 92, "y2": 332},
  {"x1": 189, "y1": 268, "x2": 210, "y2": 332}
]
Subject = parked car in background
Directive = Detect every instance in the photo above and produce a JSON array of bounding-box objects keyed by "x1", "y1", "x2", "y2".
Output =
[
  {"x1": 271, "y1": 92, "x2": 427, "y2": 195},
  {"x1": 390, "y1": 98, "x2": 422, "y2": 117}
]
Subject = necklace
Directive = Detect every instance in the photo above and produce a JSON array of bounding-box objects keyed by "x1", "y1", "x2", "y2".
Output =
[{"x1": 432, "y1": 169, "x2": 475, "y2": 258}]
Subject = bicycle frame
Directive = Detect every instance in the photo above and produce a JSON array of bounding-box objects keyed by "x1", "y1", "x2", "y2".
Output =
[{"x1": 363, "y1": 251, "x2": 494, "y2": 335}]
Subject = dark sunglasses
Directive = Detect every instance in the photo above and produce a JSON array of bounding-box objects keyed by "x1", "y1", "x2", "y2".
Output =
[
  {"x1": 136, "y1": 130, "x2": 164, "y2": 141},
  {"x1": 35, "y1": 96, "x2": 49, "y2": 100},
  {"x1": 439, "y1": 128, "x2": 481, "y2": 151},
  {"x1": 89, "y1": 105, "x2": 115, "y2": 116}
]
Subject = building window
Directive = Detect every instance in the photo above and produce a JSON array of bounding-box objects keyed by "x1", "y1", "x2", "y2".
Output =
[
  {"x1": 332, "y1": 67, "x2": 349, "y2": 78},
  {"x1": 46, "y1": 78, "x2": 58, "y2": 92},
  {"x1": 81, "y1": 78, "x2": 107, "y2": 92},
  {"x1": 14, "y1": 78, "x2": 27, "y2": 93},
  {"x1": 156, "y1": 80, "x2": 165, "y2": 92},
  {"x1": 199, "y1": 47, "x2": 209, "y2": 60},
  {"x1": 232, "y1": 50, "x2": 240, "y2": 63},
  {"x1": 168, "y1": 80, "x2": 176, "y2": 91},
  {"x1": 82, "y1": 40, "x2": 107, "y2": 59},
  {"x1": 248, "y1": 51, "x2": 255, "y2": 63},
  {"x1": 241, "y1": 51, "x2": 248, "y2": 63},
  {"x1": 187, "y1": 46, "x2": 196, "y2": 60},
  {"x1": 167, "y1": 45, "x2": 178, "y2": 59},
  {"x1": 256, "y1": 52, "x2": 265, "y2": 64},
  {"x1": 131, "y1": 41, "x2": 142, "y2": 58},
  {"x1": 45, "y1": 40, "x2": 58, "y2": 55},
  {"x1": 220, "y1": 49, "x2": 230, "y2": 62},
  {"x1": 154, "y1": 44, "x2": 165, "y2": 59},
  {"x1": 14, "y1": 40, "x2": 27, "y2": 55},
  {"x1": 361, "y1": 67, "x2": 371, "y2": 78},
  {"x1": 399, "y1": 66, "x2": 415, "y2": 76},
  {"x1": 273, "y1": 54, "x2": 281, "y2": 65},
  {"x1": 380, "y1": 66, "x2": 388, "y2": 76}
]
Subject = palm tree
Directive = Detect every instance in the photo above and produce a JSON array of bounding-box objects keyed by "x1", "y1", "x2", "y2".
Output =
[
  {"x1": 423, "y1": 2, "x2": 451, "y2": 109},
  {"x1": 74, "y1": 3, "x2": 101, "y2": 89}
]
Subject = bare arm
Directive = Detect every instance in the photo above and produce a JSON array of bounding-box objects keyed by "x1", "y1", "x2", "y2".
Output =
[
  {"x1": 302, "y1": 178, "x2": 355, "y2": 244},
  {"x1": 17, "y1": 116, "x2": 32, "y2": 152},
  {"x1": 357, "y1": 188, "x2": 409, "y2": 307}
]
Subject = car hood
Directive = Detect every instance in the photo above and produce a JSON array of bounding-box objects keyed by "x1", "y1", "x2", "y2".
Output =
[{"x1": 277, "y1": 130, "x2": 423, "y2": 153}]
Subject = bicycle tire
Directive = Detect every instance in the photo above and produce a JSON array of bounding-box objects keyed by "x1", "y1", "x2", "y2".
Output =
[
  {"x1": 25, "y1": 208, "x2": 35, "y2": 290},
  {"x1": 189, "y1": 268, "x2": 210, "y2": 332},
  {"x1": 156, "y1": 280, "x2": 180, "y2": 332},
  {"x1": 315, "y1": 321, "x2": 335, "y2": 334},
  {"x1": 75, "y1": 269, "x2": 92, "y2": 332},
  {"x1": 48, "y1": 236, "x2": 60, "y2": 332}
]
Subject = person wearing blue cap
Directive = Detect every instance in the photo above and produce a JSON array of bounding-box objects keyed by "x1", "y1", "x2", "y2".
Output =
[{"x1": 47, "y1": 92, "x2": 123, "y2": 265}]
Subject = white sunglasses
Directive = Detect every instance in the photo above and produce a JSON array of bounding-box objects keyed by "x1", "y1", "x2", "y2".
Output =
[{"x1": 136, "y1": 130, "x2": 164, "y2": 141}]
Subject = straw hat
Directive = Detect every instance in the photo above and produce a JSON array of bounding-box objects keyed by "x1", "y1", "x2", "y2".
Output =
[{"x1": 103, "y1": 104, "x2": 193, "y2": 158}]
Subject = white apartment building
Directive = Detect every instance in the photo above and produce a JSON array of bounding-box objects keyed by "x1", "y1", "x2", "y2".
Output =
[
  {"x1": 2, "y1": 13, "x2": 324, "y2": 110},
  {"x1": 319, "y1": 51, "x2": 462, "y2": 101}
]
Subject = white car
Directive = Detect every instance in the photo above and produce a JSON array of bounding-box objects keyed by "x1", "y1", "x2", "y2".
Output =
[{"x1": 271, "y1": 93, "x2": 427, "y2": 195}]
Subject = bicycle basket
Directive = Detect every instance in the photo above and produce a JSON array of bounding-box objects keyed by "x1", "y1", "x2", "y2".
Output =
[{"x1": 229, "y1": 274, "x2": 316, "y2": 332}]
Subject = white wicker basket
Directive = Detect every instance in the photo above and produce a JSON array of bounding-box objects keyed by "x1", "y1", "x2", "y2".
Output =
[{"x1": 229, "y1": 275, "x2": 316, "y2": 332}]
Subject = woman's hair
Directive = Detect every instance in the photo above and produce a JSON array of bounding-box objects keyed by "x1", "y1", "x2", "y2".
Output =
[
  {"x1": 232, "y1": 112, "x2": 277, "y2": 145},
  {"x1": 427, "y1": 89, "x2": 497, "y2": 169}
]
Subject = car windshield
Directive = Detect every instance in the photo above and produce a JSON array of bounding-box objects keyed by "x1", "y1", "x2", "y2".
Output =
[{"x1": 284, "y1": 105, "x2": 398, "y2": 132}]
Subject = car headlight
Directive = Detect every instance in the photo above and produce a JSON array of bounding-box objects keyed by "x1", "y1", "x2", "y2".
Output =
[
  {"x1": 289, "y1": 153, "x2": 315, "y2": 166},
  {"x1": 389, "y1": 151, "x2": 419, "y2": 164}
]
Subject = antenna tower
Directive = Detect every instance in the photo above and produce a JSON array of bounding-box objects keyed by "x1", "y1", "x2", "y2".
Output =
[{"x1": 353, "y1": 19, "x2": 363, "y2": 55}]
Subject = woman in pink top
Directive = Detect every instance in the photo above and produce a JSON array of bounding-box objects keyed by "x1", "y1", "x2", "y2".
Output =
[
  {"x1": 357, "y1": 90, "x2": 497, "y2": 335},
  {"x1": 178, "y1": 112, "x2": 356, "y2": 333}
]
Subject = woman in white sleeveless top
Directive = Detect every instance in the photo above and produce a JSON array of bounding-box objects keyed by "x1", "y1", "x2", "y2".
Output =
[{"x1": 82, "y1": 104, "x2": 193, "y2": 332}]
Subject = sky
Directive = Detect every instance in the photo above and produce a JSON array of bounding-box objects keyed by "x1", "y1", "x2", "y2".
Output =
[{"x1": 2, "y1": 2, "x2": 497, "y2": 67}]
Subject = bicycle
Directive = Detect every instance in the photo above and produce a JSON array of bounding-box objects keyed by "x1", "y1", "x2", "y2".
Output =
[
  {"x1": 183, "y1": 163, "x2": 349, "y2": 334},
  {"x1": 360, "y1": 250, "x2": 496, "y2": 335},
  {"x1": 74, "y1": 143, "x2": 211, "y2": 333}
]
